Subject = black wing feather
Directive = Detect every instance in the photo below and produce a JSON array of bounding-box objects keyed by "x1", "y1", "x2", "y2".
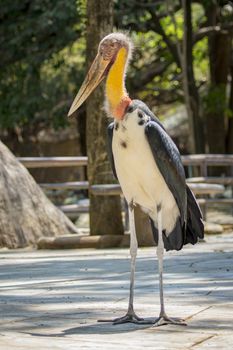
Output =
[
  {"x1": 186, "y1": 185, "x2": 204, "y2": 242},
  {"x1": 145, "y1": 120, "x2": 187, "y2": 226},
  {"x1": 145, "y1": 119, "x2": 204, "y2": 250}
]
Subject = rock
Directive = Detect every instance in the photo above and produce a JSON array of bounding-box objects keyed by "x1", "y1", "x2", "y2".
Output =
[
  {"x1": 204, "y1": 222, "x2": 223, "y2": 234},
  {"x1": 0, "y1": 141, "x2": 79, "y2": 249}
]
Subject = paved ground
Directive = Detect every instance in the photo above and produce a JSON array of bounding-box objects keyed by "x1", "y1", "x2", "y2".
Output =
[{"x1": 0, "y1": 233, "x2": 233, "y2": 350}]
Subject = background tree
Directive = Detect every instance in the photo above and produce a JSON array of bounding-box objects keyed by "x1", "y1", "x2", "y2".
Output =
[
  {"x1": 1, "y1": 0, "x2": 233, "y2": 155},
  {"x1": 115, "y1": 0, "x2": 233, "y2": 155},
  {"x1": 203, "y1": 0, "x2": 232, "y2": 154},
  {"x1": 0, "y1": 0, "x2": 85, "y2": 131},
  {"x1": 0, "y1": 0, "x2": 233, "y2": 246},
  {"x1": 181, "y1": 0, "x2": 204, "y2": 153},
  {"x1": 85, "y1": 0, "x2": 124, "y2": 236}
]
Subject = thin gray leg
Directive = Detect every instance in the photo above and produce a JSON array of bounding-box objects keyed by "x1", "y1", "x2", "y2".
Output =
[
  {"x1": 127, "y1": 204, "x2": 137, "y2": 312},
  {"x1": 98, "y1": 204, "x2": 151, "y2": 325},
  {"x1": 157, "y1": 206, "x2": 165, "y2": 316},
  {"x1": 153, "y1": 206, "x2": 186, "y2": 327}
]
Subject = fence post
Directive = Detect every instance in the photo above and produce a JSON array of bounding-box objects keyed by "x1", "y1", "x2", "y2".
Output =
[{"x1": 200, "y1": 159, "x2": 208, "y2": 220}]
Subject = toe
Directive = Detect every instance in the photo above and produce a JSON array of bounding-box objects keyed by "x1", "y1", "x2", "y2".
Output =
[{"x1": 153, "y1": 316, "x2": 187, "y2": 327}]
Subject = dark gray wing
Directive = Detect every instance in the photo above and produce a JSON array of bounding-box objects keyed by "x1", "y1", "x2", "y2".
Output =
[
  {"x1": 107, "y1": 122, "x2": 117, "y2": 179},
  {"x1": 145, "y1": 120, "x2": 187, "y2": 226}
]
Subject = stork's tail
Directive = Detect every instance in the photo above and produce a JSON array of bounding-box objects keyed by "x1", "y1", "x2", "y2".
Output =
[
  {"x1": 150, "y1": 185, "x2": 204, "y2": 251},
  {"x1": 185, "y1": 185, "x2": 204, "y2": 245}
]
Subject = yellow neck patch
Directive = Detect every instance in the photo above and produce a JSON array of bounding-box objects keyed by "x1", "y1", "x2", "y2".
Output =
[{"x1": 106, "y1": 47, "x2": 129, "y2": 115}]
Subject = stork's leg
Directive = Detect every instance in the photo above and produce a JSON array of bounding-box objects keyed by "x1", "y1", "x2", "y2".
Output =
[
  {"x1": 98, "y1": 204, "x2": 151, "y2": 325},
  {"x1": 153, "y1": 206, "x2": 186, "y2": 327}
]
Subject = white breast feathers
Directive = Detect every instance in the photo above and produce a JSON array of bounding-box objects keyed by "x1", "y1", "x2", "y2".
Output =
[{"x1": 112, "y1": 108, "x2": 180, "y2": 234}]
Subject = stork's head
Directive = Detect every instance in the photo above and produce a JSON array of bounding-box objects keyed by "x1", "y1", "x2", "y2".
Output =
[{"x1": 68, "y1": 32, "x2": 133, "y2": 118}]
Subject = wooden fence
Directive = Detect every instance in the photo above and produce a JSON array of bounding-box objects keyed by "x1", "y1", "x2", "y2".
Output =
[{"x1": 18, "y1": 154, "x2": 233, "y2": 220}]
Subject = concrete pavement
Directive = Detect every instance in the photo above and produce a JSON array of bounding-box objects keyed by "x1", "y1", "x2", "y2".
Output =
[{"x1": 0, "y1": 232, "x2": 233, "y2": 349}]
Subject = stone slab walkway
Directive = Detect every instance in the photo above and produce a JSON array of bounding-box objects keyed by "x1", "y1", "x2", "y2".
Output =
[{"x1": 0, "y1": 233, "x2": 233, "y2": 349}]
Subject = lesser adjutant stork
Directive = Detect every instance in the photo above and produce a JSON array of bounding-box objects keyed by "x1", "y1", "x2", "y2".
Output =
[{"x1": 68, "y1": 32, "x2": 204, "y2": 326}]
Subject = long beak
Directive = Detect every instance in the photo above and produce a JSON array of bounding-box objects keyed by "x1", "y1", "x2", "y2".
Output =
[{"x1": 68, "y1": 53, "x2": 110, "y2": 117}]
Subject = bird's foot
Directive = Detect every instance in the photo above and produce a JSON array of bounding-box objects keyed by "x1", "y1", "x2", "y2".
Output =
[
  {"x1": 153, "y1": 313, "x2": 187, "y2": 327},
  {"x1": 98, "y1": 311, "x2": 153, "y2": 325}
]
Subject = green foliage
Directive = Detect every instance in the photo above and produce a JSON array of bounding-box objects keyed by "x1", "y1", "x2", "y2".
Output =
[
  {"x1": 0, "y1": 0, "x2": 83, "y2": 67},
  {"x1": 202, "y1": 85, "x2": 233, "y2": 118},
  {"x1": 193, "y1": 37, "x2": 208, "y2": 82},
  {"x1": 114, "y1": 0, "x2": 209, "y2": 110},
  {"x1": 160, "y1": 10, "x2": 183, "y2": 40},
  {"x1": 0, "y1": 0, "x2": 86, "y2": 130},
  {"x1": 40, "y1": 38, "x2": 86, "y2": 128},
  {"x1": 0, "y1": 0, "x2": 232, "y2": 134}
]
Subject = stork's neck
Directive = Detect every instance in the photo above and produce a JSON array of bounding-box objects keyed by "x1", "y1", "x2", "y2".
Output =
[{"x1": 105, "y1": 47, "x2": 131, "y2": 119}]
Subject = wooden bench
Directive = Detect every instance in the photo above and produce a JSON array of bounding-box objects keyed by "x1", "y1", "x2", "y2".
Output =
[
  {"x1": 18, "y1": 155, "x2": 232, "y2": 220},
  {"x1": 40, "y1": 181, "x2": 89, "y2": 190},
  {"x1": 187, "y1": 176, "x2": 233, "y2": 185},
  {"x1": 51, "y1": 183, "x2": 225, "y2": 219},
  {"x1": 91, "y1": 183, "x2": 225, "y2": 196}
]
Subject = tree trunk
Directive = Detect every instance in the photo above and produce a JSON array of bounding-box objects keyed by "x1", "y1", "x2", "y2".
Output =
[
  {"x1": 181, "y1": 0, "x2": 204, "y2": 153},
  {"x1": 227, "y1": 117, "x2": 233, "y2": 154},
  {"x1": 227, "y1": 61, "x2": 233, "y2": 154},
  {"x1": 0, "y1": 140, "x2": 78, "y2": 249},
  {"x1": 134, "y1": 206, "x2": 155, "y2": 247},
  {"x1": 205, "y1": 3, "x2": 231, "y2": 154},
  {"x1": 86, "y1": 0, "x2": 124, "y2": 236}
]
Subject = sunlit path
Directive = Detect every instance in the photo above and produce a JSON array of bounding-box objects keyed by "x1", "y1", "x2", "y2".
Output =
[{"x1": 0, "y1": 233, "x2": 233, "y2": 349}]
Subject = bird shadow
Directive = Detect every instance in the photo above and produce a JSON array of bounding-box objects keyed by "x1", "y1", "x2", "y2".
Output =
[{"x1": 25, "y1": 318, "x2": 157, "y2": 337}]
